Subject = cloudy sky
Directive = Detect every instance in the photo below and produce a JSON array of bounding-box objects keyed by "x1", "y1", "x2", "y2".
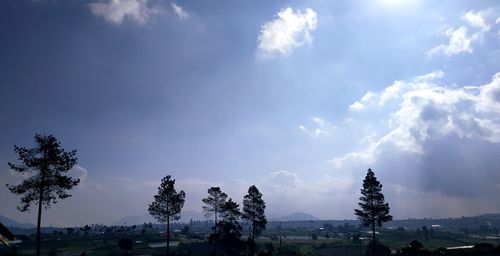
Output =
[{"x1": 1, "y1": 0, "x2": 500, "y2": 226}]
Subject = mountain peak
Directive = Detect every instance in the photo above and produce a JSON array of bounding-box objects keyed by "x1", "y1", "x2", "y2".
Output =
[
  {"x1": 0, "y1": 214, "x2": 35, "y2": 228},
  {"x1": 271, "y1": 212, "x2": 319, "y2": 221}
]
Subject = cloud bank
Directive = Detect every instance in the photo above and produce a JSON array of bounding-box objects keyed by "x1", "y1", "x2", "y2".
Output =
[{"x1": 332, "y1": 71, "x2": 500, "y2": 216}]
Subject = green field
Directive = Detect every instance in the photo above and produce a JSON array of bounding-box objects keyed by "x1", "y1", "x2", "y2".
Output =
[{"x1": 1, "y1": 227, "x2": 498, "y2": 256}]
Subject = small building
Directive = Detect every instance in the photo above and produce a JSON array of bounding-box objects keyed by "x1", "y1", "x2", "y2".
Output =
[{"x1": 0, "y1": 223, "x2": 15, "y2": 246}]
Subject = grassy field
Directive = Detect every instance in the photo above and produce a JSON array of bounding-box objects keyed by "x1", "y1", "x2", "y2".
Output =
[{"x1": 1, "y1": 228, "x2": 498, "y2": 256}]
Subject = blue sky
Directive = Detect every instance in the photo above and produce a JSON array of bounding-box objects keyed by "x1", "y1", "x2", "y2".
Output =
[{"x1": 1, "y1": 0, "x2": 500, "y2": 226}]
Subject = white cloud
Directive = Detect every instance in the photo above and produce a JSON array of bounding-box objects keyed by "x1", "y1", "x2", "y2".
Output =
[
  {"x1": 332, "y1": 71, "x2": 500, "y2": 168},
  {"x1": 428, "y1": 27, "x2": 476, "y2": 56},
  {"x1": 171, "y1": 3, "x2": 189, "y2": 20},
  {"x1": 298, "y1": 116, "x2": 337, "y2": 138},
  {"x1": 349, "y1": 91, "x2": 375, "y2": 111},
  {"x1": 348, "y1": 101, "x2": 364, "y2": 111},
  {"x1": 379, "y1": 81, "x2": 408, "y2": 106},
  {"x1": 379, "y1": 71, "x2": 443, "y2": 105},
  {"x1": 349, "y1": 72, "x2": 443, "y2": 112},
  {"x1": 463, "y1": 10, "x2": 490, "y2": 32},
  {"x1": 414, "y1": 70, "x2": 445, "y2": 82},
  {"x1": 258, "y1": 7, "x2": 317, "y2": 57},
  {"x1": 89, "y1": 0, "x2": 161, "y2": 25},
  {"x1": 428, "y1": 9, "x2": 495, "y2": 57}
]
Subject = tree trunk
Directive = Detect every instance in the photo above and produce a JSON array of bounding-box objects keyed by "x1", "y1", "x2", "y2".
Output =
[
  {"x1": 250, "y1": 217, "x2": 256, "y2": 256},
  {"x1": 372, "y1": 221, "x2": 376, "y2": 256},
  {"x1": 214, "y1": 209, "x2": 217, "y2": 233},
  {"x1": 36, "y1": 179, "x2": 45, "y2": 256},
  {"x1": 278, "y1": 236, "x2": 281, "y2": 256},
  {"x1": 166, "y1": 218, "x2": 170, "y2": 256},
  {"x1": 213, "y1": 209, "x2": 217, "y2": 255}
]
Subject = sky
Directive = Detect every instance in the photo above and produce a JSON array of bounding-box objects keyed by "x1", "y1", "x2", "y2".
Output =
[{"x1": 1, "y1": 0, "x2": 500, "y2": 227}]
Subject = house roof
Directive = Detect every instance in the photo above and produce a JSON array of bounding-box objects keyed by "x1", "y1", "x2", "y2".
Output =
[{"x1": 0, "y1": 222, "x2": 15, "y2": 246}]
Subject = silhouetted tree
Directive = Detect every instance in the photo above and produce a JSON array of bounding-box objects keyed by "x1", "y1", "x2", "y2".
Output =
[
  {"x1": 148, "y1": 175, "x2": 185, "y2": 256},
  {"x1": 323, "y1": 223, "x2": 334, "y2": 232},
  {"x1": 118, "y1": 238, "x2": 133, "y2": 255},
  {"x1": 66, "y1": 227, "x2": 75, "y2": 237},
  {"x1": 213, "y1": 198, "x2": 243, "y2": 255},
  {"x1": 353, "y1": 233, "x2": 361, "y2": 243},
  {"x1": 242, "y1": 185, "x2": 267, "y2": 255},
  {"x1": 259, "y1": 242, "x2": 274, "y2": 256},
  {"x1": 422, "y1": 225, "x2": 429, "y2": 241},
  {"x1": 366, "y1": 240, "x2": 391, "y2": 256},
  {"x1": 48, "y1": 248, "x2": 58, "y2": 256},
  {"x1": 6, "y1": 134, "x2": 79, "y2": 256},
  {"x1": 354, "y1": 168, "x2": 392, "y2": 255},
  {"x1": 409, "y1": 240, "x2": 424, "y2": 250},
  {"x1": 202, "y1": 187, "x2": 228, "y2": 255}
]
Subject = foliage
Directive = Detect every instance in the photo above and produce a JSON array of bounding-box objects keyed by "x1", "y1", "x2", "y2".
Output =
[
  {"x1": 410, "y1": 240, "x2": 424, "y2": 250},
  {"x1": 365, "y1": 241, "x2": 391, "y2": 256},
  {"x1": 258, "y1": 243, "x2": 274, "y2": 256},
  {"x1": 354, "y1": 169, "x2": 392, "y2": 228},
  {"x1": 202, "y1": 187, "x2": 228, "y2": 231},
  {"x1": 7, "y1": 134, "x2": 79, "y2": 256},
  {"x1": 148, "y1": 175, "x2": 185, "y2": 256},
  {"x1": 117, "y1": 238, "x2": 133, "y2": 255},
  {"x1": 213, "y1": 198, "x2": 243, "y2": 242},
  {"x1": 242, "y1": 185, "x2": 268, "y2": 240},
  {"x1": 209, "y1": 198, "x2": 243, "y2": 254},
  {"x1": 148, "y1": 175, "x2": 186, "y2": 223},
  {"x1": 354, "y1": 168, "x2": 392, "y2": 255},
  {"x1": 7, "y1": 134, "x2": 79, "y2": 212}
]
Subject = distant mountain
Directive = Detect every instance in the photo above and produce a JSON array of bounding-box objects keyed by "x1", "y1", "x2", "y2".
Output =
[
  {"x1": 112, "y1": 214, "x2": 156, "y2": 226},
  {"x1": 0, "y1": 214, "x2": 35, "y2": 229},
  {"x1": 112, "y1": 210, "x2": 205, "y2": 226},
  {"x1": 271, "y1": 212, "x2": 319, "y2": 221},
  {"x1": 474, "y1": 213, "x2": 500, "y2": 219}
]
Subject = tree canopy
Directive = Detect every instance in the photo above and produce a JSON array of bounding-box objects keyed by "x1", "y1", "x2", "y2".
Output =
[
  {"x1": 202, "y1": 187, "x2": 228, "y2": 230},
  {"x1": 7, "y1": 134, "x2": 80, "y2": 256},
  {"x1": 354, "y1": 168, "x2": 392, "y2": 228},
  {"x1": 213, "y1": 198, "x2": 243, "y2": 255},
  {"x1": 148, "y1": 175, "x2": 186, "y2": 223},
  {"x1": 148, "y1": 175, "x2": 185, "y2": 256},
  {"x1": 202, "y1": 187, "x2": 228, "y2": 255},
  {"x1": 7, "y1": 134, "x2": 80, "y2": 212},
  {"x1": 242, "y1": 185, "x2": 267, "y2": 240},
  {"x1": 354, "y1": 168, "x2": 392, "y2": 255}
]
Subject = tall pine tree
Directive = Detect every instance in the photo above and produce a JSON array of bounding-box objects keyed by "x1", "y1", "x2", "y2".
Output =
[
  {"x1": 148, "y1": 175, "x2": 185, "y2": 256},
  {"x1": 242, "y1": 185, "x2": 267, "y2": 255},
  {"x1": 354, "y1": 168, "x2": 392, "y2": 255},
  {"x1": 7, "y1": 134, "x2": 80, "y2": 256},
  {"x1": 202, "y1": 187, "x2": 228, "y2": 255},
  {"x1": 216, "y1": 198, "x2": 242, "y2": 241}
]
